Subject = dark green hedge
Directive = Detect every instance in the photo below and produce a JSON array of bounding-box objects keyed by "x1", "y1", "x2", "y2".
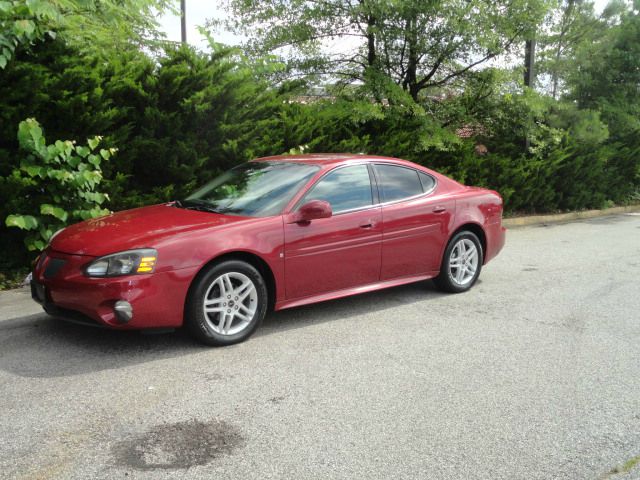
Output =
[{"x1": 1, "y1": 40, "x2": 638, "y2": 270}]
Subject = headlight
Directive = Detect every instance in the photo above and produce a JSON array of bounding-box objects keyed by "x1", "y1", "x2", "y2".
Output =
[{"x1": 84, "y1": 249, "x2": 158, "y2": 277}]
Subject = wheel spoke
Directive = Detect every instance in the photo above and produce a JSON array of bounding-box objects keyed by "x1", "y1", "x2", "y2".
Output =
[
  {"x1": 235, "y1": 311, "x2": 249, "y2": 322},
  {"x1": 223, "y1": 274, "x2": 234, "y2": 296},
  {"x1": 218, "y1": 312, "x2": 227, "y2": 332},
  {"x1": 235, "y1": 280, "x2": 254, "y2": 301},
  {"x1": 456, "y1": 265, "x2": 465, "y2": 282},
  {"x1": 218, "y1": 312, "x2": 234, "y2": 334},
  {"x1": 238, "y1": 302, "x2": 255, "y2": 316},
  {"x1": 216, "y1": 276, "x2": 226, "y2": 297}
]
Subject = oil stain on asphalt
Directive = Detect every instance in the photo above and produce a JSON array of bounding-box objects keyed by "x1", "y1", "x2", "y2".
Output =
[{"x1": 112, "y1": 420, "x2": 244, "y2": 470}]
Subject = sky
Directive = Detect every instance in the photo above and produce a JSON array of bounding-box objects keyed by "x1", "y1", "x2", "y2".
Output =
[
  {"x1": 158, "y1": 0, "x2": 614, "y2": 49},
  {"x1": 158, "y1": 2, "x2": 237, "y2": 49}
]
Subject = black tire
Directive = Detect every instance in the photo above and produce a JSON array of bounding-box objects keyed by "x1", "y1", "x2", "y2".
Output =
[
  {"x1": 433, "y1": 230, "x2": 483, "y2": 293},
  {"x1": 185, "y1": 260, "x2": 268, "y2": 346}
]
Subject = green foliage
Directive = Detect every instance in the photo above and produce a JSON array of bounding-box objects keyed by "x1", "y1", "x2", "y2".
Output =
[
  {"x1": 0, "y1": 0, "x2": 168, "y2": 69},
  {"x1": 1, "y1": 0, "x2": 640, "y2": 276},
  {"x1": 225, "y1": 0, "x2": 551, "y2": 100},
  {"x1": 0, "y1": 267, "x2": 29, "y2": 290},
  {"x1": 4, "y1": 118, "x2": 113, "y2": 251},
  {"x1": 569, "y1": 3, "x2": 640, "y2": 138},
  {"x1": 98, "y1": 43, "x2": 288, "y2": 210},
  {"x1": 0, "y1": 0, "x2": 59, "y2": 68}
]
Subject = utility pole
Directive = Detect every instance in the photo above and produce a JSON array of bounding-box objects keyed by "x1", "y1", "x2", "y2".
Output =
[
  {"x1": 524, "y1": 36, "x2": 536, "y2": 151},
  {"x1": 180, "y1": 0, "x2": 187, "y2": 44},
  {"x1": 524, "y1": 38, "x2": 536, "y2": 87}
]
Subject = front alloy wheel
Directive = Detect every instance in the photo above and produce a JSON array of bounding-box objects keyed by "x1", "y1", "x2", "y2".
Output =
[
  {"x1": 203, "y1": 271, "x2": 258, "y2": 336},
  {"x1": 186, "y1": 260, "x2": 267, "y2": 346}
]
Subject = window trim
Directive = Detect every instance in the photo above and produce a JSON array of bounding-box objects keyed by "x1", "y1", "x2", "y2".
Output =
[
  {"x1": 372, "y1": 163, "x2": 438, "y2": 207},
  {"x1": 294, "y1": 163, "x2": 378, "y2": 216},
  {"x1": 292, "y1": 161, "x2": 439, "y2": 216}
]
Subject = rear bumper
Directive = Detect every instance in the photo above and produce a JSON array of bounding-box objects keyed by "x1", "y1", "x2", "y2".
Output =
[
  {"x1": 484, "y1": 223, "x2": 506, "y2": 264},
  {"x1": 32, "y1": 249, "x2": 198, "y2": 329}
]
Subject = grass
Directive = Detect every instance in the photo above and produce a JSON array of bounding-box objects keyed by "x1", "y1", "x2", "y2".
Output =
[{"x1": 607, "y1": 454, "x2": 640, "y2": 477}]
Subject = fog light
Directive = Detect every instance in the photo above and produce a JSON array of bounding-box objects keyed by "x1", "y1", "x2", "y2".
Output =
[{"x1": 114, "y1": 300, "x2": 133, "y2": 324}]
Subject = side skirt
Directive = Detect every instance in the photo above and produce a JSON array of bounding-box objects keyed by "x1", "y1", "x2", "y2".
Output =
[{"x1": 274, "y1": 272, "x2": 439, "y2": 311}]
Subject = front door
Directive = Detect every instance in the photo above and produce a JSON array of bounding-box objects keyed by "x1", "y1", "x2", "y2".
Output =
[{"x1": 284, "y1": 164, "x2": 382, "y2": 300}]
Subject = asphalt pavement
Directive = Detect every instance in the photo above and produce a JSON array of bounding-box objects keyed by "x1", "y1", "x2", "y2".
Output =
[{"x1": 1, "y1": 214, "x2": 639, "y2": 480}]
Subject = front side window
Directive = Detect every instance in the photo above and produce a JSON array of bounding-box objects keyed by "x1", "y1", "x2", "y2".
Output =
[
  {"x1": 302, "y1": 164, "x2": 373, "y2": 213},
  {"x1": 182, "y1": 161, "x2": 319, "y2": 217},
  {"x1": 375, "y1": 164, "x2": 423, "y2": 202}
]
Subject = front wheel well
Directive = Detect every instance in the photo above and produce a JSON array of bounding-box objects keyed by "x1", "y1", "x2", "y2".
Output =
[
  {"x1": 450, "y1": 223, "x2": 487, "y2": 260},
  {"x1": 186, "y1": 251, "x2": 277, "y2": 313}
]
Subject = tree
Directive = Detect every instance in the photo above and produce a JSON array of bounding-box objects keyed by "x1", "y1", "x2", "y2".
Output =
[
  {"x1": 536, "y1": 0, "x2": 603, "y2": 98},
  {"x1": 223, "y1": 0, "x2": 550, "y2": 101},
  {"x1": 0, "y1": 0, "x2": 170, "y2": 69},
  {"x1": 568, "y1": 1, "x2": 640, "y2": 133}
]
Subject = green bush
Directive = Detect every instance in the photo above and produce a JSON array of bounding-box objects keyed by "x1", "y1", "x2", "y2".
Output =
[
  {"x1": 4, "y1": 118, "x2": 114, "y2": 251},
  {"x1": 1, "y1": 36, "x2": 639, "y2": 272}
]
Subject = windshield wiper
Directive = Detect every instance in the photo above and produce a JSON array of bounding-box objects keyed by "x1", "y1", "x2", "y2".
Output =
[
  {"x1": 185, "y1": 205, "x2": 220, "y2": 214},
  {"x1": 173, "y1": 199, "x2": 222, "y2": 213},
  {"x1": 174, "y1": 200, "x2": 221, "y2": 214}
]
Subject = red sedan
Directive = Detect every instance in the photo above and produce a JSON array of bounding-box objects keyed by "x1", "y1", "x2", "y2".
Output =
[{"x1": 31, "y1": 154, "x2": 506, "y2": 345}]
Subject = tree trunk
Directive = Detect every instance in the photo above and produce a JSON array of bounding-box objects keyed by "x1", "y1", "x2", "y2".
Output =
[
  {"x1": 367, "y1": 15, "x2": 376, "y2": 67},
  {"x1": 403, "y1": 17, "x2": 419, "y2": 101}
]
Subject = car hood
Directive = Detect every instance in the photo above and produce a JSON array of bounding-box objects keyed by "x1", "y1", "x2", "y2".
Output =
[{"x1": 50, "y1": 204, "x2": 251, "y2": 257}]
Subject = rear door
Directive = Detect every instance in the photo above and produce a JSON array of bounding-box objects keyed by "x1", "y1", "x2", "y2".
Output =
[
  {"x1": 374, "y1": 164, "x2": 454, "y2": 280},
  {"x1": 284, "y1": 164, "x2": 382, "y2": 299}
]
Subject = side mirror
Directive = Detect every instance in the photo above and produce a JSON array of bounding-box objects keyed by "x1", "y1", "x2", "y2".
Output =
[{"x1": 292, "y1": 200, "x2": 332, "y2": 223}]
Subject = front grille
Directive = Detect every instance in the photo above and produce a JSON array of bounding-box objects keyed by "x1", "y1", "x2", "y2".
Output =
[
  {"x1": 44, "y1": 258, "x2": 66, "y2": 279},
  {"x1": 43, "y1": 304, "x2": 106, "y2": 328}
]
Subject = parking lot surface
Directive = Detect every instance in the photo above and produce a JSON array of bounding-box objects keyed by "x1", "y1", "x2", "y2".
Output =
[{"x1": 1, "y1": 214, "x2": 639, "y2": 479}]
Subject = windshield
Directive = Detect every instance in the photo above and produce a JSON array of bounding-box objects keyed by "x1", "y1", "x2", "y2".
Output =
[{"x1": 180, "y1": 161, "x2": 319, "y2": 217}]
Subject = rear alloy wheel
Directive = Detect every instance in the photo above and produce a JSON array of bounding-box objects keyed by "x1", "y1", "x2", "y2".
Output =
[
  {"x1": 434, "y1": 231, "x2": 483, "y2": 293},
  {"x1": 186, "y1": 260, "x2": 268, "y2": 346}
]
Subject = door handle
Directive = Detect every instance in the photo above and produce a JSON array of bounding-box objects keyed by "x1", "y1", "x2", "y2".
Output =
[
  {"x1": 359, "y1": 221, "x2": 375, "y2": 229},
  {"x1": 433, "y1": 206, "x2": 446, "y2": 213}
]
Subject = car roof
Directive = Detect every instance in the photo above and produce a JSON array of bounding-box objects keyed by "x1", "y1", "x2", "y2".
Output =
[{"x1": 252, "y1": 153, "x2": 416, "y2": 168}]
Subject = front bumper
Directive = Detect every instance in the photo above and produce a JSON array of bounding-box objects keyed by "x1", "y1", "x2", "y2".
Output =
[{"x1": 32, "y1": 249, "x2": 198, "y2": 329}]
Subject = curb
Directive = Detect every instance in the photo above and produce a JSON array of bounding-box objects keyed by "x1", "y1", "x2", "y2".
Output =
[{"x1": 503, "y1": 204, "x2": 640, "y2": 228}]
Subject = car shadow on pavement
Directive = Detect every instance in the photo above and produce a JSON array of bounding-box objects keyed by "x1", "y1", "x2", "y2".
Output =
[
  {"x1": 258, "y1": 279, "x2": 443, "y2": 337},
  {"x1": 0, "y1": 280, "x2": 445, "y2": 379}
]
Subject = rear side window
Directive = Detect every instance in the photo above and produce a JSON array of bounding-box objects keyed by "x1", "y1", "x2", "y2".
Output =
[
  {"x1": 375, "y1": 164, "x2": 423, "y2": 202},
  {"x1": 302, "y1": 164, "x2": 373, "y2": 213},
  {"x1": 418, "y1": 172, "x2": 436, "y2": 192}
]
